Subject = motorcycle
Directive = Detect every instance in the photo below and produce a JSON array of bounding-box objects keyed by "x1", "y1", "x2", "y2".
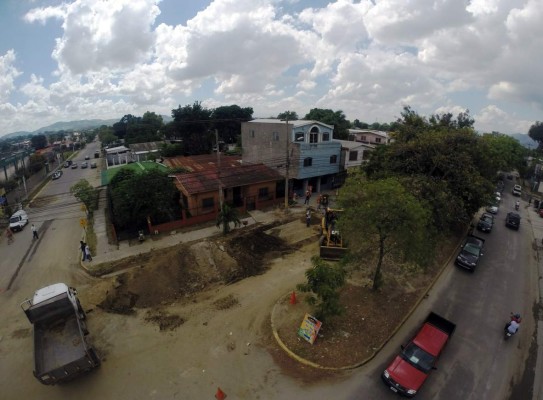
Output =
[
  {"x1": 504, "y1": 313, "x2": 521, "y2": 340},
  {"x1": 138, "y1": 230, "x2": 145, "y2": 243}
]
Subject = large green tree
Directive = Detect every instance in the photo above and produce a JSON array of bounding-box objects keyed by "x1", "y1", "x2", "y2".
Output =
[
  {"x1": 71, "y1": 179, "x2": 98, "y2": 214},
  {"x1": 277, "y1": 111, "x2": 298, "y2": 121},
  {"x1": 338, "y1": 176, "x2": 431, "y2": 290},
  {"x1": 211, "y1": 105, "x2": 253, "y2": 146},
  {"x1": 528, "y1": 121, "x2": 543, "y2": 150},
  {"x1": 170, "y1": 101, "x2": 213, "y2": 154},
  {"x1": 30, "y1": 134, "x2": 47, "y2": 150},
  {"x1": 109, "y1": 169, "x2": 179, "y2": 230},
  {"x1": 216, "y1": 203, "x2": 241, "y2": 235}
]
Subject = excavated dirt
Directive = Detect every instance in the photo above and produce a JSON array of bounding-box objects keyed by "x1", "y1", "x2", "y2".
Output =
[{"x1": 94, "y1": 222, "x2": 298, "y2": 322}]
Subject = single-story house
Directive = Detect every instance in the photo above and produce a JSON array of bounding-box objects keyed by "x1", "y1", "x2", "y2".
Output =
[{"x1": 165, "y1": 154, "x2": 284, "y2": 216}]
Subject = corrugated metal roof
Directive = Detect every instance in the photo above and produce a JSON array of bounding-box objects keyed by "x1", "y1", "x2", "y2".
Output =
[{"x1": 168, "y1": 155, "x2": 283, "y2": 195}]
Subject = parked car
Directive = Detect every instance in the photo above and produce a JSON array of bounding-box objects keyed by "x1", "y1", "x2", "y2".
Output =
[
  {"x1": 9, "y1": 210, "x2": 29, "y2": 232},
  {"x1": 512, "y1": 184, "x2": 522, "y2": 196},
  {"x1": 71, "y1": 163, "x2": 78, "y2": 169},
  {"x1": 90, "y1": 162, "x2": 97, "y2": 169},
  {"x1": 84, "y1": 155, "x2": 90, "y2": 160},
  {"x1": 81, "y1": 161, "x2": 88, "y2": 169},
  {"x1": 455, "y1": 235, "x2": 485, "y2": 272},
  {"x1": 52, "y1": 170, "x2": 62, "y2": 180},
  {"x1": 486, "y1": 204, "x2": 498, "y2": 214},
  {"x1": 63, "y1": 160, "x2": 73, "y2": 168},
  {"x1": 477, "y1": 213, "x2": 494, "y2": 233},
  {"x1": 505, "y1": 212, "x2": 521, "y2": 230}
]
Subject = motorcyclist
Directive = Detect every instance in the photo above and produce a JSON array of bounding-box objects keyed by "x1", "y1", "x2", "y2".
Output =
[
  {"x1": 515, "y1": 200, "x2": 520, "y2": 210},
  {"x1": 505, "y1": 313, "x2": 521, "y2": 335}
]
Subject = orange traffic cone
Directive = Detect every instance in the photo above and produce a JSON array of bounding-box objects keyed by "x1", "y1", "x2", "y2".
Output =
[
  {"x1": 215, "y1": 387, "x2": 227, "y2": 400},
  {"x1": 290, "y1": 291, "x2": 297, "y2": 305}
]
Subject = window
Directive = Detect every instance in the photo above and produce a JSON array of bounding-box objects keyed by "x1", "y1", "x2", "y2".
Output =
[
  {"x1": 330, "y1": 155, "x2": 337, "y2": 164},
  {"x1": 375, "y1": 137, "x2": 382, "y2": 143},
  {"x1": 349, "y1": 151, "x2": 358, "y2": 161},
  {"x1": 258, "y1": 187, "x2": 269, "y2": 199},
  {"x1": 202, "y1": 197, "x2": 214, "y2": 209},
  {"x1": 250, "y1": 130, "x2": 255, "y2": 138},
  {"x1": 309, "y1": 127, "x2": 319, "y2": 143},
  {"x1": 295, "y1": 132, "x2": 305, "y2": 142},
  {"x1": 322, "y1": 132, "x2": 330, "y2": 141},
  {"x1": 304, "y1": 157, "x2": 313, "y2": 167},
  {"x1": 272, "y1": 131, "x2": 280, "y2": 141},
  {"x1": 360, "y1": 135, "x2": 366, "y2": 141}
]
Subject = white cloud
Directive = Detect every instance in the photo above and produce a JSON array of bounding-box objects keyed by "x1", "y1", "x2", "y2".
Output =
[
  {"x1": 475, "y1": 104, "x2": 533, "y2": 134},
  {"x1": 0, "y1": 0, "x2": 542, "y2": 136}
]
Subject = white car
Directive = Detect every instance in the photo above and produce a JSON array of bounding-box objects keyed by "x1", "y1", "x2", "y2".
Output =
[
  {"x1": 512, "y1": 185, "x2": 522, "y2": 196},
  {"x1": 486, "y1": 204, "x2": 498, "y2": 214}
]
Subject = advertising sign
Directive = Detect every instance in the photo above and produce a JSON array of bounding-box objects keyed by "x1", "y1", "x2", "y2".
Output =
[{"x1": 298, "y1": 313, "x2": 322, "y2": 345}]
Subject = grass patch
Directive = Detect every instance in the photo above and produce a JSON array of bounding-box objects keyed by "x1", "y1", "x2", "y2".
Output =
[{"x1": 104, "y1": 161, "x2": 168, "y2": 184}]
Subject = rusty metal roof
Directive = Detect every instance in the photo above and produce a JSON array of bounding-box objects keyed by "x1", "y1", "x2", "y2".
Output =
[{"x1": 168, "y1": 155, "x2": 283, "y2": 195}]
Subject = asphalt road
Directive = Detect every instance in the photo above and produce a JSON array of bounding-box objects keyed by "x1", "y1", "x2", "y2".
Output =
[{"x1": 0, "y1": 165, "x2": 537, "y2": 399}]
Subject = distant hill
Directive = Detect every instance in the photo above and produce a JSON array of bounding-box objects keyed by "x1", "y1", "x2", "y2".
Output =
[
  {"x1": 510, "y1": 133, "x2": 537, "y2": 149},
  {"x1": 1, "y1": 115, "x2": 173, "y2": 140}
]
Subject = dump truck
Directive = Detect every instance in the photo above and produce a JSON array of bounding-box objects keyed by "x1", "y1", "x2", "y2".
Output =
[
  {"x1": 319, "y1": 208, "x2": 348, "y2": 260},
  {"x1": 382, "y1": 312, "x2": 456, "y2": 397},
  {"x1": 20, "y1": 283, "x2": 100, "y2": 385}
]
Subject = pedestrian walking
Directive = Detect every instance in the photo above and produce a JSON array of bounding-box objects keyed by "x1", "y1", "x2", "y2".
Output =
[
  {"x1": 6, "y1": 227, "x2": 14, "y2": 245},
  {"x1": 31, "y1": 224, "x2": 39, "y2": 239},
  {"x1": 85, "y1": 244, "x2": 92, "y2": 262},
  {"x1": 304, "y1": 189, "x2": 311, "y2": 205},
  {"x1": 306, "y1": 208, "x2": 311, "y2": 227},
  {"x1": 80, "y1": 241, "x2": 87, "y2": 261}
]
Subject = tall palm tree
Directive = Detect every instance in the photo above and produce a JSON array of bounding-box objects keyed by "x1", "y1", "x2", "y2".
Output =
[{"x1": 216, "y1": 204, "x2": 241, "y2": 235}]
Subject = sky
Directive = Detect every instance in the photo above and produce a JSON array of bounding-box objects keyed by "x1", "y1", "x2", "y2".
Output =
[{"x1": 0, "y1": 0, "x2": 542, "y2": 138}]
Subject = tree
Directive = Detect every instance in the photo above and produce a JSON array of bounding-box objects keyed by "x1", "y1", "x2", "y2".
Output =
[
  {"x1": 338, "y1": 177, "x2": 431, "y2": 290},
  {"x1": 171, "y1": 101, "x2": 213, "y2": 155},
  {"x1": 277, "y1": 111, "x2": 298, "y2": 121},
  {"x1": 528, "y1": 121, "x2": 543, "y2": 150},
  {"x1": 296, "y1": 256, "x2": 346, "y2": 321},
  {"x1": 31, "y1": 134, "x2": 47, "y2": 150},
  {"x1": 70, "y1": 179, "x2": 98, "y2": 215},
  {"x1": 216, "y1": 203, "x2": 241, "y2": 235},
  {"x1": 28, "y1": 154, "x2": 46, "y2": 174},
  {"x1": 109, "y1": 169, "x2": 179, "y2": 230},
  {"x1": 211, "y1": 105, "x2": 253, "y2": 145},
  {"x1": 304, "y1": 108, "x2": 350, "y2": 139}
]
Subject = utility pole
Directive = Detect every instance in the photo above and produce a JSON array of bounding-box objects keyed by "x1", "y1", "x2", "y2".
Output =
[
  {"x1": 215, "y1": 129, "x2": 224, "y2": 211},
  {"x1": 284, "y1": 118, "x2": 290, "y2": 210}
]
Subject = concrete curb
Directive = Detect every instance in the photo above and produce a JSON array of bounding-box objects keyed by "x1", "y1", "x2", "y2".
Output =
[{"x1": 270, "y1": 234, "x2": 464, "y2": 370}]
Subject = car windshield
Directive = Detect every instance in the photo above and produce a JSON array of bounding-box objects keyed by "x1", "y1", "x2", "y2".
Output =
[
  {"x1": 9, "y1": 216, "x2": 19, "y2": 223},
  {"x1": 463, "y1": 243, "x2": 480, "y2": 256},
  {"x1": 400, "y1": 343, "x2": 435, "y2": 373}
]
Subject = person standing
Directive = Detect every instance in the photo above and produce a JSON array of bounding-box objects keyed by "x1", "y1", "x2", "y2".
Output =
[
  {"x1": 317, "y1": 194, "x2": 322, "y2": 210},
  {"x1": 31, "y1": 224, "x2": 39, "y2": 239},
  {"x1": 306, "y1": 208, "x2": 311, "y2": 227},
  {"x1": 304, "y1": 189, "x2": 311, "y2": 205},
  {"x1": 85, "y1": 244, "x2": 92, "y2": 262},
  {"x1": 80, "y1": 241, "x2": 87, "y2": 261}
]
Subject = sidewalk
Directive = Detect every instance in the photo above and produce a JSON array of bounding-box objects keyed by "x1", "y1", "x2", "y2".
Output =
[{"x1": 84, "y1": 189, "x2": 339, "y2": 270}]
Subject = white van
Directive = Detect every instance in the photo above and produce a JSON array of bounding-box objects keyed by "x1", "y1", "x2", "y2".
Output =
[{"x1": 9, "y1": 210, "x2": 29, "y2": 232}]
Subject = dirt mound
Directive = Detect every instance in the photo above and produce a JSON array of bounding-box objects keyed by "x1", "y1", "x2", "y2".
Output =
[{"x1": 96, "y1": 222, "x2": 296, "y2": 318}]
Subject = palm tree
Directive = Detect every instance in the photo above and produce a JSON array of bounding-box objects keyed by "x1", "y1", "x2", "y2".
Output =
[{"x1": 216, "y1": 204, "x2": 241, "y2": 234}]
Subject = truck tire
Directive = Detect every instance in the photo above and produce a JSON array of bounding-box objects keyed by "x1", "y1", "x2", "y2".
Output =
[{"x1": 77, "y1": 300, "x2": 87, "y2": 320}]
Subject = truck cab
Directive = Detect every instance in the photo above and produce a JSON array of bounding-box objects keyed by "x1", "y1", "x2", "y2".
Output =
[{"x1": 9, "y1": 210, "x2": 29, "y2": 232}]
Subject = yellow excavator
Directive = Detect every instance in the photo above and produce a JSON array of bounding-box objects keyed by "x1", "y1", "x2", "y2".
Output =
[{"x1": 319, "y1": 207, "x2": 348, "y2": 260}]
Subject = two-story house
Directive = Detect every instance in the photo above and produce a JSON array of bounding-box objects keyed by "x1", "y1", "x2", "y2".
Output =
[
  {"x1": 348, "y1": 129, "x2": 389, "y2": 145},
  {"x1": 241, "y1": 119, "x2": 341, "y2": 197},
  {"x1": 336, "y1": 140, "x2": 375, "y2": 169}
]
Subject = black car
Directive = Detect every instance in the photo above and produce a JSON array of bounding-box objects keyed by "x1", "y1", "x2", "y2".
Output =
[
  {"x1": 505, "y1": 212, "x2": 521, "y2": 230},
  {"x1": 455, "y1": 235, "x2": 485, "y2": 272},
  {"x1": 477, "y1": 213, "x2": 494, "y2": 233}
]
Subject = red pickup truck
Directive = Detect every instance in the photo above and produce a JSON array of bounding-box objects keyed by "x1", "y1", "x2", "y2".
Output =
[{"x1": 382, "y1": 312, "x2": 456, "y2": 397}]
